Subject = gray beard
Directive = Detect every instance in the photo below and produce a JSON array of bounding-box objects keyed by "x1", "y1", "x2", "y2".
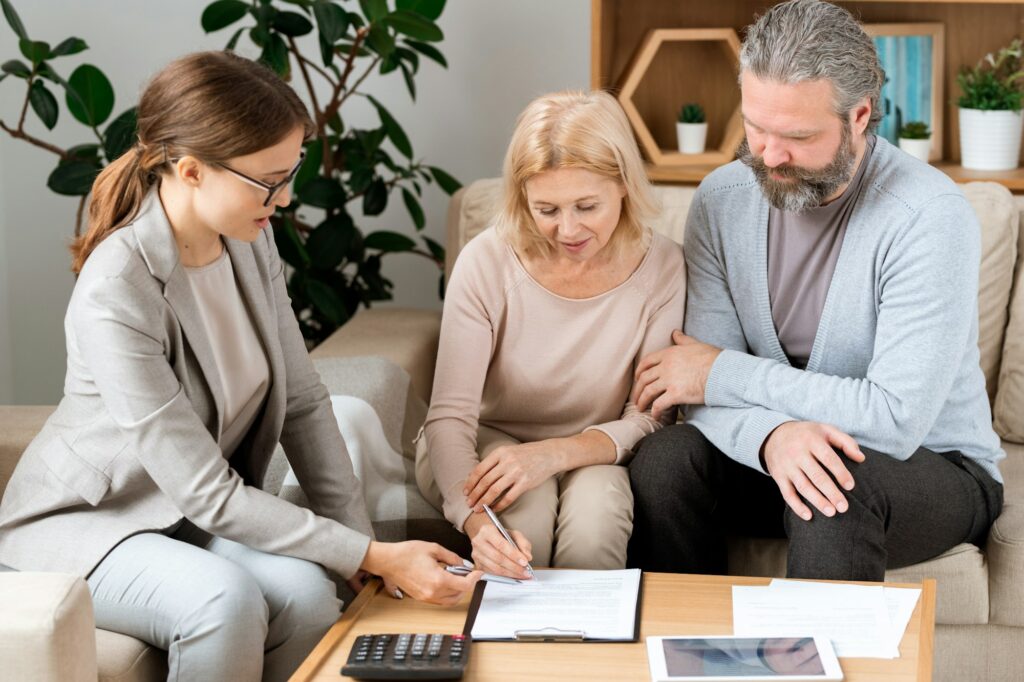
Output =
[{"x1": 738, "y1": 125, "x2": 856, "y2": 213}]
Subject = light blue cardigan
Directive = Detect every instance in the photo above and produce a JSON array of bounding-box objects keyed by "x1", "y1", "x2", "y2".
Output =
[{"x1": 684, "y1": 136, "x2": 1005, "y2": 483}]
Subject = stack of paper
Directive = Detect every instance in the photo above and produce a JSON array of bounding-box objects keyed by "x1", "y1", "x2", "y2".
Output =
[{"x1": 731, "y1": 579, "x2": 920, "y2": 659}]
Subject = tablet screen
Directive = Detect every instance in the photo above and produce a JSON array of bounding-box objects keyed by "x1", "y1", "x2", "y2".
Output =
[{"x1": 662, "y1": 637, "x2": 825, "y2": 677}]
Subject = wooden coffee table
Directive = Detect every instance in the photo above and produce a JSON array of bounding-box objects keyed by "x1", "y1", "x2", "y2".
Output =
[{"x1": 291, "y1": 573, "x2": 935, "y2": 682}]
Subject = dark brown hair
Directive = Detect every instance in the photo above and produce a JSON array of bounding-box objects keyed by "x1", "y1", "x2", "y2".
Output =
[{"x1": 70, "y1": 50, "x2": 315, "y2": 273}]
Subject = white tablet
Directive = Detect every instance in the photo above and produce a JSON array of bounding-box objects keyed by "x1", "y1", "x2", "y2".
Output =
[{"x1": 646, "y1": 635, "x2": 843, "y2": 681}]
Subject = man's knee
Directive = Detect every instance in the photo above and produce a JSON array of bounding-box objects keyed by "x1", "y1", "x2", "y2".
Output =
[{"x1": 629, "y1": 424, "x2": 718, "y2": 495}]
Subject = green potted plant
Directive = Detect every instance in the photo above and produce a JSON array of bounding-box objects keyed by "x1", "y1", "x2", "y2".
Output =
[
  {"x1": 676, "y1": 102, "x2": 707, "y2": 154},
  {"x1": 897, "y1": 121, "x2": 932, "y2": 163},
  {"x1": 0, "y1": 0, "x2": 457, "y2": 347},
  {"x1": 957, "y1": 39, "x2": 1024, "y2": 171}
]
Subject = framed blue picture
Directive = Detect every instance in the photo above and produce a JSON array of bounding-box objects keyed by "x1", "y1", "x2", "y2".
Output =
[{"x1": 866, "y1": 23, "x2": 945, "y2": 161}]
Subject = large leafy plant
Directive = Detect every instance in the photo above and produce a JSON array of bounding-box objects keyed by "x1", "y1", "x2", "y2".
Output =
[
  {"x1": 0, "y1": 0, "x2": 457, "y2": 346},
  {"x1": 957, "y1": 39, "x2": 1024, "y2": 111}
]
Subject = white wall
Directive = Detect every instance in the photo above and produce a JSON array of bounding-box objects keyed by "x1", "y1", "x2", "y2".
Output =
[{"x1": 0, "y1": 0, "x2": 590, "y2": 404}]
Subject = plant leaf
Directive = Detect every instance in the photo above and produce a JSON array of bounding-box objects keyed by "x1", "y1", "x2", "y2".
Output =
[
  {"x1": 0, "y1": 0, "x2": 28, "y2": 41},
  {"x1": 384, "y1": 10, "x2": 443, "y2": 42},
  {"x1": 427, "y1": 165, "x2": 460, "y2": 194},
  {"x1": 293, "y1": 137, "x2": 323, "y2": 191},
  {"x1": 273, "y1": 10, "x2": 313, "y2": 36},
  {"x1": 366, "y1": 22, "x2": 395, "y2": 58},
  {"x1": 225, "y1": 26, "x2": 246, "y2": 50},
  {"x1": 50, "y1": 37, "x2": 88, "y2": 57},
  {"x1": 260, "y1": 32, "x2": 290, "y2": 78},
  {"x1": 1, "y1": 59, "x2": 30, "y2": 78},
  {"x1": 19, "y1": 39, "x2": 50, "y2": 66},
  {"x1": 103, "y1": 107, "x2": 138, "y2": 161},
  {"x1": 201, "y1": 0, "x2": 249, "y2": 32},
  {"x1": 359, "y1": 0, "x2": 388, "y2": 22},
  {"x1": 402, "y1": 187, "x2": 425, "y2": 230},
  {"x1": 306, "y1": 278, "x2": 348, "y2": 325},
  {"x1": 307, "y1": 213, "x2": 356, "y2": 270},
  {"x1": 313, "y1": 1, "x2": 348, "y2": 43},
  {"x1": 29, "y1": 79, "x2": 58, "y2": 129},
  {"x1": 273, "y1": 215, "x2": 311, "y2": 268},
  {"x1": 65, "y1": 64, "x2": 115, "y2": 127},
  {"x1": 364, "y1": 230, "x2": 416, "y2": 252},
  {"x1": 47, "y1": 159, "x2": 101, "y2": 196},
  {"x1": 298, "y1": 176, "x2": 347, "y2": 208},
  {"x1": 399, "y1": 61, "x2": 416, "y2": 100},
  {"x1": 423, "y1": 234, "x2": 445, "y2": 261},
  {"x1": 396, "y1": 0, "x2": 445, "y2": 21},
  {"x1": 405, "y1": 39, "x2": 447, "y2": 68},
  {"x1": 367, "y1": 95, "x2": 412, "y2": 158},
  {"x1": 362, "y1": 177, "x2": 388, "y2": 215}
]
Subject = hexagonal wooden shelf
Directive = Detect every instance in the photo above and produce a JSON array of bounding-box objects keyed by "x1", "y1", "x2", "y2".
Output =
[{"x1": 617, "y1": 28, "x2": 745, "y2": 168}]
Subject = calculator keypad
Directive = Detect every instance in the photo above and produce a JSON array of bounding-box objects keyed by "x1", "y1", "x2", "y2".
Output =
[{"x1": 343, "y1": 633, "x2": 471, "y2": 680}]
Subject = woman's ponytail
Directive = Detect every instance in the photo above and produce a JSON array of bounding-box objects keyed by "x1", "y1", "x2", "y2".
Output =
[{"x1": 69, "y1": 143, "x2": 166, "y2": 274}]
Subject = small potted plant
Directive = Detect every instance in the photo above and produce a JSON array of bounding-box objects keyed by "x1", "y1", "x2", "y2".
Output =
[
  {"x1": 898, "y1": 121, "x2": 932, "y2": 163},
  {"x1": 957, "y1": 39, "x2": 1024, "y2": 171},
  {"x1": 677, "y1": 103, "x2": 707, "y2": 154}
]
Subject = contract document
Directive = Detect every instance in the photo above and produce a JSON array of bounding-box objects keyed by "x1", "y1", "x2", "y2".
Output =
[{"x1": 466, "y1": 568, "x2": 642, "y2": 642}]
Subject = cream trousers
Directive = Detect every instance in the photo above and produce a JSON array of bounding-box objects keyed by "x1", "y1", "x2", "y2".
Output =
[{"x1": 416, "y1": 424, "x2": 633, "y2": 569}]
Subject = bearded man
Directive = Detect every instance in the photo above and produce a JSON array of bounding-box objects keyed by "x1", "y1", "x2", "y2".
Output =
[{"x1": 625, "y1": 0, "x2": 1005, "y2": 580}]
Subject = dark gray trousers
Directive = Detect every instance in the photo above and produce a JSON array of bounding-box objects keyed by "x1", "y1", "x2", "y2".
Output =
[{"x1": 626, "y1": 424, "x2": 1003, "y2": 581}]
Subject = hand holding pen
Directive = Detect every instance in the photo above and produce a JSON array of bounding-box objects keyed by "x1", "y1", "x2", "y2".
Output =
[{"x1": 462, "y1": 504, "x2": 534, "y2": 580}]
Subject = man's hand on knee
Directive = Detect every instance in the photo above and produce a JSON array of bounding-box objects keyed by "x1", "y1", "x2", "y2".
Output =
[{"x1": 762, "y1": 422, "x2": 866, "y2": 521}]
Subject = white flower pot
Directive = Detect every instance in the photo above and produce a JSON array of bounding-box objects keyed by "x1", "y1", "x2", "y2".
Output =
[
  {"x1": 959, "y1": 108, "x2": 1023, "y2": 171},
  {"x1": 898, "y1": 137, "x2": 932, "y2": 163},
  {"x1": 677, "y1": 122, "x2": 708, "y2": 154}
]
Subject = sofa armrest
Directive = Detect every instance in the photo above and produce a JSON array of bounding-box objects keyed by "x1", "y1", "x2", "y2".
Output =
[
  {"x1": 987, "y1": 502, "x2": 1024, "y2": 626},
  {"x1": 0, "y1": 572, "x2": 98, "y2": 682},
  {"x1": 311, "y1": 307, "x2": 442, "y2": 405}
]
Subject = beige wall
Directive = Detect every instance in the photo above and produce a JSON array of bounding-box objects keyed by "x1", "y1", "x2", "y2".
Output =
[{"x1": 0, "y1": 0, "x2": 590, "y2": 403}]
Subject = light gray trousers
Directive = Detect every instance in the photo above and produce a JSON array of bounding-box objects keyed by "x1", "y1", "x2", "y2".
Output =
[{"x1": 86, "y1": 525, "x2": 341, "y2": 682}]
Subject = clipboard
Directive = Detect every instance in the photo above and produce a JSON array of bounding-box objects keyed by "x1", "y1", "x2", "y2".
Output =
[{"x1": 462, "y1": 571, "x2": 644, "y2": 643}]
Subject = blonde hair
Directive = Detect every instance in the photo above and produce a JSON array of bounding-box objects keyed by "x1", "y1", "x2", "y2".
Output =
[
  {"x1": 496, "y1": 90, "x2": 656, "y2": 259},
  {"x1": 71, "y1": 51, "x2": 315, "y2": 273}
]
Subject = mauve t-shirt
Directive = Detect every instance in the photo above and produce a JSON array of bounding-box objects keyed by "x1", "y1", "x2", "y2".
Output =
[{"x1": 767, "y1": 135, "x2": 876, "y2": 369}]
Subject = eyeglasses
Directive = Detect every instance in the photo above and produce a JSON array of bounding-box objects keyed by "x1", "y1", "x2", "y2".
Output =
[{"x1": 217, "y1": 150, "x2": 306, "y2": 207}]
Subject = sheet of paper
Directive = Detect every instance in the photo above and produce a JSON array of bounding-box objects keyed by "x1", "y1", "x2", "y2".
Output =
[
  {"x1": 767, "y1": 580, "x2": 921, "y2": 652},
  {"x1": 470, "y1": 568, "x2": 641, "y2": 640},
  {"x1": 733, "y1": 582, "x2": 898, "y2": 658},
  {"x1": 883, "y1": 587, "x2": 921, "y2": 647}
]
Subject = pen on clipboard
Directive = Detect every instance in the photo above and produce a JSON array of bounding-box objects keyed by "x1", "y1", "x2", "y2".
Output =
[{"x1": 482, "y1": 503, "x2": 535, "y2": 578}]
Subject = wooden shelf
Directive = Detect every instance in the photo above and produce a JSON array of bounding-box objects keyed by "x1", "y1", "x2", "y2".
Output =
[
  {"x1": 645, "y1": 160, "x2": 1024, "y2": 191},
  {"x1": 594, "y1": 0, "x2": 1024, "y2": 192}
]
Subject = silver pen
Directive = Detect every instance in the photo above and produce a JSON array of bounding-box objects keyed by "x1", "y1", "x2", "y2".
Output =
[
  {"x1": 482, "y1": 503, "x2": 535, "y2": 577},
  {"x1": 445, "y1": 563, "x2": 521, "y2": 585}
]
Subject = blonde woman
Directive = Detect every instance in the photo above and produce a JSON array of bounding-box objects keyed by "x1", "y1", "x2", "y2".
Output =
[
  {"x1": 416, "y1": 90, "x2": 686, "y2": 577},
  {"x1": 0, "y1": 51, "x2": 479, "y2": 681}
]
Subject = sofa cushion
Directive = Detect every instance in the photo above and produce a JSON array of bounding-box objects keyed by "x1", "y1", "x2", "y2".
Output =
[
  {"x1": 0, "y1": 405, "x2": 55, "y2": 496},
  {"x1": 726, "y1": 536, "x2": 990, "y2": 625},
  {"x1": 993, "y1": 198, "x2": 1024, "y2": 443},
  {"x1": 275, "y1": 356, "x2": 468, "y2": 554},
  {"x1": 962, "y1": 183, "x2": 1018, "y2": 404},
  {"x1": 0, "y1": 572, "x2": 98, "y2": 682},
  {"x1": 95, "y1": 629, "x2": 165, "y2": 682}
]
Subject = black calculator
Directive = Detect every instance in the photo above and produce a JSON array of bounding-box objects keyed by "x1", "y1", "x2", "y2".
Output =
[{"x1": 341, "y1": 633, "x2": 471, "y2": 680}]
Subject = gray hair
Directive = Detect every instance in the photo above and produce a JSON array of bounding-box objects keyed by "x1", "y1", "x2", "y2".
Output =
[{"x1": 739, "y1": 0, "x2": 884, "y2": 131}]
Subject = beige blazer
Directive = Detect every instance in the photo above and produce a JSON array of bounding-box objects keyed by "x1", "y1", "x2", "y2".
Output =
[{"x1": 0, "y1": 191, "x2": 374, "y2": 578}]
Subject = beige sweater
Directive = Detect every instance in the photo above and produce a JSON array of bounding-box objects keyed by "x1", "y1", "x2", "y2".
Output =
[{"x1": 424, "y1": 227, "x2": 687, "y2": 528}]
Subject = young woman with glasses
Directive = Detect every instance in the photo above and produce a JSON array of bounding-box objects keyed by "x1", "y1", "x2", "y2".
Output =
[{"x1": 0, "y1": 51, "x2": 479, "y2": 682}]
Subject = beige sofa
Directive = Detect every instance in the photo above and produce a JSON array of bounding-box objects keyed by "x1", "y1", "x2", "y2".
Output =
[{"x1": 2, "y1": 177, "x2": 1023, "y2": 680}]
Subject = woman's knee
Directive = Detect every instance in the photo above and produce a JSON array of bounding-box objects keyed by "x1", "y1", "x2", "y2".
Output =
[
  {"x1": 275, "y1": 561, "x2": 342, "y2": 633},
  {"x1": 554, "y1": 466, "x2": 633, "y2": 568},
  {"x1": 184, "y1": 563, "x2": 269, "y2": 641}
]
